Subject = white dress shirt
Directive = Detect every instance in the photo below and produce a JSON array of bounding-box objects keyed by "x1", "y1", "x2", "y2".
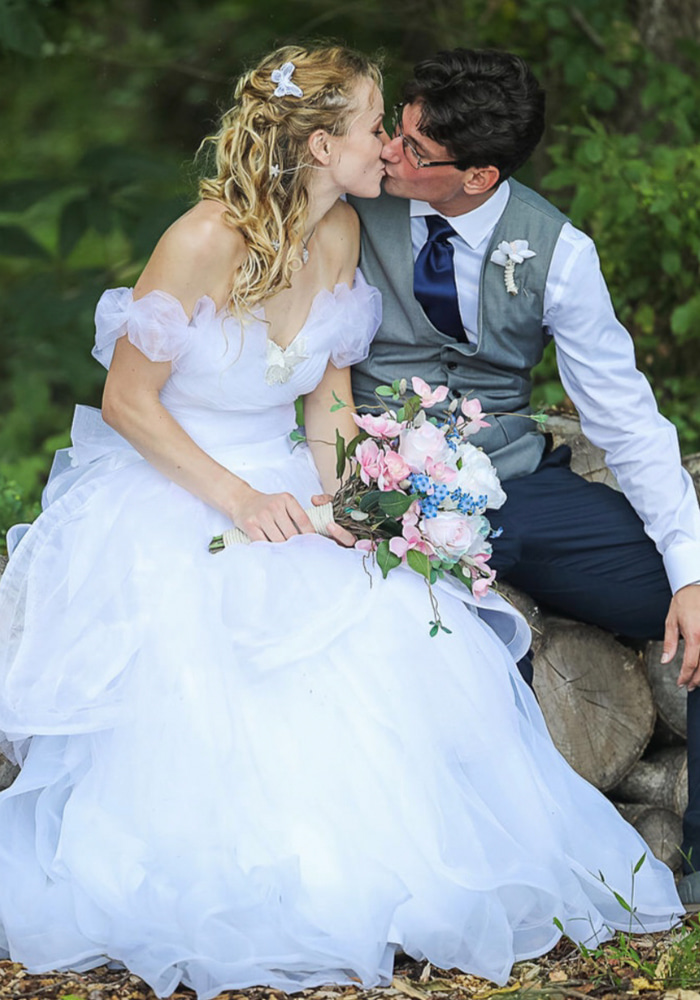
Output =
[{"x1": 410, "y1": 182, "x2": 700, "y2": 594}]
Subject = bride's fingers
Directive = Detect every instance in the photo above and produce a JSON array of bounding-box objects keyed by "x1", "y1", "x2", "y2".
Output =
[
  {"x1": 325, "y1": 522, "x2": 356, "y2": 548},
  {"x1": 288, "y1": 502, "x2": 315, "y2": 535}
]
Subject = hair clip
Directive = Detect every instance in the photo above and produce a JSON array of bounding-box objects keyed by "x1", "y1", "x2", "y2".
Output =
[
  {"x1": 270, "y1": 164, "x2": 281, "y2": 177},
  {"x1": 271, "y1": 62, "x2": 303, "y2": 99}
]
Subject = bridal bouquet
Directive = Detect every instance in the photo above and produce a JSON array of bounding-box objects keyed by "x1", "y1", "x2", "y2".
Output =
[{"x1": 211, "y1": 377, "x2": 508, "y2": 636}]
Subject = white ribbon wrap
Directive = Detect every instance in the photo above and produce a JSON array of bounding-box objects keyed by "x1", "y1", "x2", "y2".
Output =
[{"x1": 220, "y1": 502, "x2": 334, "y2": 546}]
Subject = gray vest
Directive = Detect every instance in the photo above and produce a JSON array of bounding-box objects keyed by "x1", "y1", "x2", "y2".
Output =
[{"x1": 349, "y1": 181, "x2": 568, "y2": 481}]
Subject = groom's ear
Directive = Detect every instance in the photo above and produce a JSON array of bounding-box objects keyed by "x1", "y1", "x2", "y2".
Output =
[
  {"x1": 308, "y1": 129, "x2": 332, "y2": 165},
  {"x1": 461, "y1": 165, "x2": 500, "y2": 196}
]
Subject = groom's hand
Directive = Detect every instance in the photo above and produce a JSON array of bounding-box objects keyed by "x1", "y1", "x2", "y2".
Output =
[{"x1": 662, "y1": 584, "x2": 700, "y2": 691}]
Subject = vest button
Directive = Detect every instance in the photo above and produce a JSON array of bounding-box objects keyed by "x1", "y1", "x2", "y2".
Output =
[{"x1": 446, "y1": 362, "x2": 458, "y2": 371}]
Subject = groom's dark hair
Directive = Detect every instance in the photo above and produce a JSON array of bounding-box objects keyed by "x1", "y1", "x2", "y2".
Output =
[{"x1": 402, "y1": 48, "x2": 545, "y2": 182}]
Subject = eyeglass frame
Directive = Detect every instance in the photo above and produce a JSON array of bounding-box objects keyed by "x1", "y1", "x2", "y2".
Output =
[{"x1": 391, "y1": 103, "x2": 464, "y2": 170}]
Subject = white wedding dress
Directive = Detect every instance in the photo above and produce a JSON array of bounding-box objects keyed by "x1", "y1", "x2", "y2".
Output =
[{"x1": 0, "y1": 271, "x2": 682, "y2": 999}]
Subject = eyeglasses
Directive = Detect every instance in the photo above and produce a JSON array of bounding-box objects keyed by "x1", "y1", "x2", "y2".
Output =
[{"x1": 391, "y1": 104, "x2": 463, "y2": 170}]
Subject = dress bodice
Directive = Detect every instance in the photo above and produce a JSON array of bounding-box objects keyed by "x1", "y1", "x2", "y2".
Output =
[{"x1": 93, "y1": 270, "x2": 381, "y2": 449}]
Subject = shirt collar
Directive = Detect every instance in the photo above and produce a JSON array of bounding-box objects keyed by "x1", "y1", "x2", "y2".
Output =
[{"x1": 410, "y1": 180, "x2": 511, "y2": 250}]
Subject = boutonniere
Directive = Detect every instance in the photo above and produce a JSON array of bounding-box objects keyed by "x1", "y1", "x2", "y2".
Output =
[{"x1": 490, "y1": 240, "x2": 537, "y2": 295}]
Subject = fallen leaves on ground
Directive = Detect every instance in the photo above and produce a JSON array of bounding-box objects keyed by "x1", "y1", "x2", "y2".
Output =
[{"x1": 1, "y1": 918, "x2": 698, "y2": 1000}]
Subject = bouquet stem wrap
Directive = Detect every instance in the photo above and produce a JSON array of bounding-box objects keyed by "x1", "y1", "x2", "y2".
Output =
[{"x1": 210, "y1": 503, "x2": 334, "y2": 551}]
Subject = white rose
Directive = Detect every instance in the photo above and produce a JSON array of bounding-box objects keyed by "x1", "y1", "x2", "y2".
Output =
[
  {"x1": 454, "y1": 444, "x2": 507, "y2": 510},
  {"x1": 420, "y1": 511, "x2": 476, "y2": 561}
]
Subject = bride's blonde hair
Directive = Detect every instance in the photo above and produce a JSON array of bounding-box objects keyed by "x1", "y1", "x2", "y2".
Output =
[{"x1": 199, "y1": 44, "x2": 382, "y2": 317}]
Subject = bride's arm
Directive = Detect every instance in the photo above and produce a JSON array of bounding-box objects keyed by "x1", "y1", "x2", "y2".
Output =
[
  {"x1": 304, "y1": 363, "x2": 359, "y2": 494},
  {"x1": 102, "y1": 205, "x2": 316, "y2": 543}
]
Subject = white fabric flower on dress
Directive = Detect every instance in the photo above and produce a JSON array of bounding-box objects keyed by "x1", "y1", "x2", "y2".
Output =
[
  {"x1": 265, "y1": 336, "x2": 309, "y2": 385},
  {"x1": 490, "y1": 239, "x2": 537, "y2": 296},
  {"x1": 271, "y1": 62, "x2": 303, "y2": 98}
]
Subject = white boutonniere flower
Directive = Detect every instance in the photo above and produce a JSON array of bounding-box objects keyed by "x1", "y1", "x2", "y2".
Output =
[{"x1": 490, "y1": 240, "x2": 537, "y2": 295}]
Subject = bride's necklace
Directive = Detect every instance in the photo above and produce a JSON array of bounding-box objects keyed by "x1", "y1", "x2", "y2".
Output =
[
  {"x1": 300, "y1": 228, "x2": 315, "y2": 266},
  {"x1": 271, "y1": 228, "x2": 315, "y2": 265}
]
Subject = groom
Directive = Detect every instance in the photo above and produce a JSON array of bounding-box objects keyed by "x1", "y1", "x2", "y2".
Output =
[{"x1": 348, "y1": 47, "x2": 700, "y2": 904}]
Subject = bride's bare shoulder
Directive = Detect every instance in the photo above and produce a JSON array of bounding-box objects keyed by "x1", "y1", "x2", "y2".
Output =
[{"x1": 134, "y1": 200, "x2": 245, "y2": 313}]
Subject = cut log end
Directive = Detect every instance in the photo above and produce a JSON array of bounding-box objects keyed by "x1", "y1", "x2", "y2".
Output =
[
  {"x1": 533, "y1": 620, "x2": 655, "y2": 791},
  {"x1": 615, "y1": 802, "x2": 684, "y2": 873}
]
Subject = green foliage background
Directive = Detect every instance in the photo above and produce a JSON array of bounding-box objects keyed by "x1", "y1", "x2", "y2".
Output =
[{"x1": 1, "y1": 0, "x2": 699, "y2": 544}]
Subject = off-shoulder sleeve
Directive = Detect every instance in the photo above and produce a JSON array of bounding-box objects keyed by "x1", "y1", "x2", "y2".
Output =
[
  {"x1": 329, "y1": 270, "x2": 382, "y2": 369},
  {"x1": 92, "y1": 288, "x2": 193, "y2": 369}
]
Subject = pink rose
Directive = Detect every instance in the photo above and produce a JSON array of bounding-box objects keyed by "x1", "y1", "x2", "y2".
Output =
[
  {"x1": 420, "y1": 511, "x2": 476, "y2": 561},
  {"x1": 352, "y1": 413, "x2": 404, "y2": 439},
  {"x1": 411, "y1": 376, "x2": 449, "y2": 409},
  {"x1": 399, "y1": 422, "x2": 451, "y2": 472}
]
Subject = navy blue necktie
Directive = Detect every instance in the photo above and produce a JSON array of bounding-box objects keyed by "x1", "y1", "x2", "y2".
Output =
[{"x1": 413, "y1": 215, "x2": 465, "y2": 342}]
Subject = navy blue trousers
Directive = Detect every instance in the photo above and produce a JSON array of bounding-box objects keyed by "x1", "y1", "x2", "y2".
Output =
[{"x1": 490, "y1": 445, "x2": 700, "y2": 874}]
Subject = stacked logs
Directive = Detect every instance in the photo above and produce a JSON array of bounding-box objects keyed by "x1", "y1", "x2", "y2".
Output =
[
  {"x1": 501, "y1": 413, "x2": 695, "y2": 873},
  {"x1": 0, "y1": 415, "x2": 695, "y2": 872}
]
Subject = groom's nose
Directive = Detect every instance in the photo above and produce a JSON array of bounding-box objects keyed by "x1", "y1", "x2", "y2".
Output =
[{"x1": 381, "y1": 135, "x2": 402, "y2": 162}]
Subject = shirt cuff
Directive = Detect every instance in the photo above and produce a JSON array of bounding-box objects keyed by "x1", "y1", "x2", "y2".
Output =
[{"x1": 663, "y1": 541, "x2": 700, "y2": 594}]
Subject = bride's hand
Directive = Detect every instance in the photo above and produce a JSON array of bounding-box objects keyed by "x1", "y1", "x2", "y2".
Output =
[
  {"x1": 311, "y1": 494, "x2": 356, "y2": 548},
  {"x1": 230, "y1": 485, "x2": 316, "y2": 543}
]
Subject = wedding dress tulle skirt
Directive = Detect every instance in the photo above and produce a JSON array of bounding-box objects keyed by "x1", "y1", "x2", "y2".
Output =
[{"x1": 0, "y1": 414, "x2": 681, "y2": 999}]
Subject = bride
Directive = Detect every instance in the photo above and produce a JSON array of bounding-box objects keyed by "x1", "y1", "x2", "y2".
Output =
[{"x1": 0, "y1": 43, "x2": 682, "y2": 1000}]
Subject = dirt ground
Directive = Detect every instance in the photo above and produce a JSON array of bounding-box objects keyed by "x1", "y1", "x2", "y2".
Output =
[{"x1": 2, "y1": 917, "x2": 699, "y2": 1000}]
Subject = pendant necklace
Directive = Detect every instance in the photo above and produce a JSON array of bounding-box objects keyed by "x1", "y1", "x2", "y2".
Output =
[{"x1": 301, "y1": 228, "x2": 315, "y2": 265}]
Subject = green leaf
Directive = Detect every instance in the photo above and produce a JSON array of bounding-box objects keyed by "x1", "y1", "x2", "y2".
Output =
[
  {"x1": 289, "y1": 429, "x2": 306, "y2": 443},
  {"x1": 407, "y1": 548, "x2": 431, "y2": 580},
  {"x1": 294, "y1": 397, "x2": 305, "y2": 425},
  {"x1": 330, "y1": 389, "x2": 347, "y2": 412},
  {"x1": 58, "y1": 199, "x2": 89, "y2": 258},
  {"x1": 671, "y1": 297, "x2": 700, "y2": 340},
  {"x1": 335, "y1": 429, "x2": 346, "y2": 482},
  {"x1": 552, "y1": 917, "x2": 565, "y2": 932},
  {"x1": 612, "y1": 890, "x2": 632, "y2": 913},
  {"x1": 402, "y1": 395, "x2": 423, "y2": 421},
  {"x1": 0, "y1": 0, "x2": 46, "y2": 56},
  {"x1": 633, "y1": 852, "x2": 647, "y2": 874},
  {"x1": 375, "y1": 385, "x2": 395, "y2": 397},
  {"x1": 429, "y1": 624, "x2": 439, "y2": 637},
  {"x1": 345, "y1": 432, "x2": 364, "y2": 459},
  {"x1": 376, "y1": 491, "x2": 414, "y2": 517},
  {"x1": 376, "y1": 539, "x2": 401, "y2": 578},
  {"x1": 450, "y1": 563, "x2": 473, "y2": 590},
  {"x1": 358, "y1": 490, "x2": 383, "y2": 512},
  {"x1": 0, "y1": 178, "x2": 62, "y2": 212},
  {"x1": 0, "y1": 225, "x2": 49, "y2": 259}
]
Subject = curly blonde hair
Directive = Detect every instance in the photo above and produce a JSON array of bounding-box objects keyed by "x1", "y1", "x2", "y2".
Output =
[{"x1": 199, "y1": 44, "x2": 382, "y2": 318}]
